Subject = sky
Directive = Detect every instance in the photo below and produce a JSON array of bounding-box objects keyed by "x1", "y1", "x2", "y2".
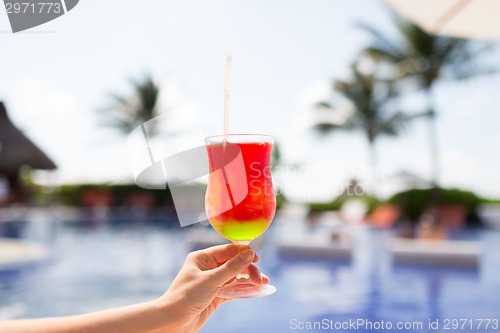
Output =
[{"x1": 1, "y1": 0, "x2": 500, "y2": 202}]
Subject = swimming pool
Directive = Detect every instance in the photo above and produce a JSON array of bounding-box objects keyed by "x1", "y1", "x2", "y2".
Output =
[{"x1": 1, "y1": 217, "x2": 499, "y2": 333}]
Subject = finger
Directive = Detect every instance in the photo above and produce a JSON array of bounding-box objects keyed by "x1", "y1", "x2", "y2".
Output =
[
  {"x1": 261, "y1": 273, "x2": 270, "y2": 285},
  {"x1": 247, "y1": 264, "x2": 263, "y2": 285},
  {"x1": 200, "y1": 244, "x2": 251, "y2": 264},
  {"x1": 232, "y1": 244, "x2": 259, "y2": 263},
  {"x1": 205, "y1": 249, "x2": 255, "y2": 286},
  {"x1": 214, "y1": 251, "x2": 259, "y2": 267}
]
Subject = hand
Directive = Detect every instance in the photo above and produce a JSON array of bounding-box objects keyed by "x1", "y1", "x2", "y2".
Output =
[{"x1": 159, "y1": 244, "x2": 270, "y2": 332}]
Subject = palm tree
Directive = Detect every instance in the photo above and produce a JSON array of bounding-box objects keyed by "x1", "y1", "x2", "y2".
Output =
[
  {"x1": 100, "y1": 73, "x2": 161, "y2": 136},
  {"x1": 314, "y1": 62, "x2": 411, "y2": 168},
  {"x1": 358, "y1": 15, "x2": 495, "y2": 185}
]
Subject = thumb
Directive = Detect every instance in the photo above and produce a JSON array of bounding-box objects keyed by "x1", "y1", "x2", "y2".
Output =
[{"x1": 207, "y1": 249, "x2": 255, "y2": 286}]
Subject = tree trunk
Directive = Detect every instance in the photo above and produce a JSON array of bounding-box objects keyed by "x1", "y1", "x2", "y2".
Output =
[
  {"x1": 367, "y1": 139, "x2": 377, "y2": 196},
  {"x1": 369, "y1": 140, "x2": 377, "y2": 169},
  {"x1": 426, "y1": 87, "x2": 440, "y2": 187}
]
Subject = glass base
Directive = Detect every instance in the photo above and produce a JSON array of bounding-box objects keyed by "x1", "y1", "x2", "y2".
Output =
[{"x1": 217, "y1": 283, "x2": 276, "y2": 299}]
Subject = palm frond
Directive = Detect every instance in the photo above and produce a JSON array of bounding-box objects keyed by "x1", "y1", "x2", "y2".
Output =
[
  {"x1": 375, "y1": 111, "x2": 409, "y2": 137},
  {"x1": 446, "y1": 65, "x2": 500, "y2": 81},
  {"x1": 362, "y1": 47, "x2": 404, "y2": 64},
  {"x1": 357, "y1": 22, "x2": 405, "y2": 59},
  {"x1": 99, "y1": 73, "x2": 161, "y2": 136},
  {"x1": 315, "y1": 101, "x2": 334, "y2": 109},
  {"x1": 312, "y1": 123, "x2": 343, "y2": 134}
]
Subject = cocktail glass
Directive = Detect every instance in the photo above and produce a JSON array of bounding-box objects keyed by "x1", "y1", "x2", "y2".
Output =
[{"x1": 205, "y1": 134, "x2": 276, "y2": 298}]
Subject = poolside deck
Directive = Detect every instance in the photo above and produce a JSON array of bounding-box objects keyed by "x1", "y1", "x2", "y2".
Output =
[
  {"x1": 0, "y1": 238, "x2": 49, "y2": 270},
  {"x1": 277, "y1": 236, "x2": 352, "y2": 260},
  {"x1": 386, "y1": 238, "x2": 482, "y2": 268}
]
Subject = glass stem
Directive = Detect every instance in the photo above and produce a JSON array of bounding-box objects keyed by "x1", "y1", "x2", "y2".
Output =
[{"x1": 232, "y1": 240, "x2": 251, "y2": 281}]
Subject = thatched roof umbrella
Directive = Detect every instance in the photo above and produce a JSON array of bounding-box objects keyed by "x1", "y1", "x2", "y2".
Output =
[{"x1": 0, "y1": 102, "x2": 57, "y2": 202}]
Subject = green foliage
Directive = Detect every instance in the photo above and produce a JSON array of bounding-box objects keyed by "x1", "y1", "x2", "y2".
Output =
[
  {"x1": 308, "y1": 195, "x2": 380, "y2": 214},
  {"x1": 308, "y1": 199, "x2": 344, "y2": 213},
  {"x1": 480, "y1": 197, "x2": 500, "y2": 204},
  {"x1": 54, "y1": 184, "x2": 289, "y2": 211},
  {"x1": 388, "y1": 187, "x2": 482, "y2": 225},
  {"x1": 56, "y1": 184, "x2": 174, "y2": 207},
  {"x1": 271, "y1": 141, "x2": 282, "y2": 169},
  {"x1": 57, "y1": 184, "x2": 102, "y2": 205},
  {"x1": 275, "y1": 192, "x2": 286, "y2": 210}
]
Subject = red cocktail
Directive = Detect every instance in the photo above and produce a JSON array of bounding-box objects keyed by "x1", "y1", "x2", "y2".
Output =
[{"x1": 205, "y1": 134, "x2": 276, "y2": 298}]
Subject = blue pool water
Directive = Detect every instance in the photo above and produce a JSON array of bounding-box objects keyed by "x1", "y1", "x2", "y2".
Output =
[{"x1": 1, "y1": 217, "x2": 499, "y2": 333}]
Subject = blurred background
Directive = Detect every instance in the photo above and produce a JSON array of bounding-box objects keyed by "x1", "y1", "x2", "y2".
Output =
[{"x1": 1, "y1": 0, "x2": 500, "y2": 332}]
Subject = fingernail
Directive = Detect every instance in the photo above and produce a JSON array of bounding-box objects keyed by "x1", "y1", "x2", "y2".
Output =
[{"x1": 239, "y1": 250, "x2": 254, "y2": 263}]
